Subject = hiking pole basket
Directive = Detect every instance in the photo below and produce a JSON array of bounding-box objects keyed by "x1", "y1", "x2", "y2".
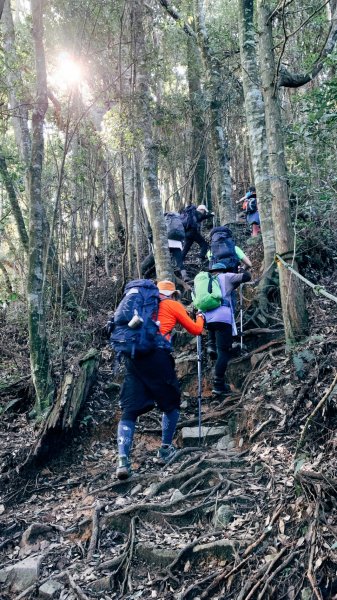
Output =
[{"x1": 197, "y1": 335, "x2": 202, "y2": 445}]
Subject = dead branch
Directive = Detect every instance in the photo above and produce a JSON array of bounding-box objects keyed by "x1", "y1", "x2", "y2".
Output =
[
  {"x1": 249, "y1": 417, "x2": 275, "y2": 441},
  {"x1": 200, "y1": 504, "x2": 284, "y2": 599},
  {"x1": 244, "y1": 547, "x2": 287, "y2": 600},
  {"x1": 86, "y1": 501, "x2": 101, "y2": 562},
  {"x1": 297, "y1": 371, "x2": 337, "y2": 451},
  {"x1": 67, "y1": 572, "x2": 91, "y2": 600},
  {"x1": 257, "y1": 550, "x2": 300, "y2": 599},
  {"x1": 307, "y1": 503, "x2": 323, "y2": 600}
]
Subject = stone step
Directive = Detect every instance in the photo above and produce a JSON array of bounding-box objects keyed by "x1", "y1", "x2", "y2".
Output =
[{"x1": 182, "y1": 425, "x2": 229, "y2": 447}]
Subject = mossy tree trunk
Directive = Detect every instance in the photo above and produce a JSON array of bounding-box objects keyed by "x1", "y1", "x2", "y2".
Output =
[
  {"x1": 238, "y1": 0, "x2": 276, "y2": 305},
  {"x1": 28, "y1": 0, "x2": 54, "y2": 414},
  {"x1": 186, "y1": 15, "x2": 208, "y2": 204},
  {"x1": 257, "y1": 0, "x2": 308, "y2": 343},
  {"x1": 195, "y1": 0, "x2": 235, "y2": 224},
  {"x1": 135, "y1": 0, "x2": 173, "y2": 282}
]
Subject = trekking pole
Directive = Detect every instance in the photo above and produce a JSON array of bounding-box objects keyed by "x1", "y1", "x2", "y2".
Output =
[
  {"x1": 196, "y1": 335, "x2": 203, "y2": 445},
  {"x1": 239, "y1": 284, "x2": 243, "y2": 350}
]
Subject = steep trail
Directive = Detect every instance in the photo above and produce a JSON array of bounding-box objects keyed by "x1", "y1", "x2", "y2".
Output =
[{"x1": 1, "y1": 236, "x2": 337, "y2": 599}]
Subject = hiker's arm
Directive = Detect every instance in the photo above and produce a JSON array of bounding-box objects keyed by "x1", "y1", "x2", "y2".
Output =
[
  {"x1": 229, "y1": 271, "x2": 252, "y2": 290},
  {"x1": 235, "y1": 245, "x2": 250, "y2": 265},
  {"x1": 242, "y1": 255, "x2": 252, "y2": 268},
  {"x1": 173, "y1": 302, "x2": 204, "y2": 334}
]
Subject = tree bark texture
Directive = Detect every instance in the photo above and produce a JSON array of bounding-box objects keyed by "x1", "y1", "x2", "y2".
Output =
[
  {"x1": 32, "y1": 349, "x2": 99, "y2": 460},
  {"x1": 135, "y1": 0, "x2": 173, "y2": 281},
  {"x1": 28, "y1": 0, "x2": 54, "y2": 413},
  {"x1": 186, "y1": 19, "x2": 208, "y2": 204},
  {"x1": 257, "y1": 0, "x2": 308, "y2": 343},
  {"x1": 2, "y1": 0, "x2": 31, "y2": 169},
  {"x1": 104, "y1": 160, "x2": 124, "y2": 243},
  {"x1": 195, "y1": 0, "x2": 235, "y2": 224},
  {"x1": 238, "y1": 0, "x2": 275, "y2": 297},
  {"x1": 0, "y1": 154, "x2": 29, "y2": 253}
]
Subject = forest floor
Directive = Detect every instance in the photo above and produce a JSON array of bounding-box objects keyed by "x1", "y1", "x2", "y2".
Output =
[{"x1": 1, "y1": 234, "x2": 337, "y2": 600}]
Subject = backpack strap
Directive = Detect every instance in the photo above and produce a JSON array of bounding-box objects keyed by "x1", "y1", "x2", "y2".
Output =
[{"x1": 208, "y1": 272, "x2": 214, "y2": 294}]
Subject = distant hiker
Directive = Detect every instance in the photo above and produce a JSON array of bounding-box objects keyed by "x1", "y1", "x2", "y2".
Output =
[
  {"x1": 181, "y1": 204, "x2": 214, "y2": 266},
  {"x1": 202, "y1": 262, "x2": 251, "y2": 395},
  {"x1": 208, "y1": 225, "x2": 252, "y2": 271},
  {"x1": 113, "y1": 280, "x2": 204, "y2": 480},
  {"x1": 141, "y1": 213, "x2": 188, "y2": 280},
  {"x1": 244, "y1": 186, "x2": 260, "y2": 237}
]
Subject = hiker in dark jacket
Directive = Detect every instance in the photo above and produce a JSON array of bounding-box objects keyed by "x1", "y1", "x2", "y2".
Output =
[
  {"x1": 181, "y1": 204, "x2": 214, "y2": 264},
  {"x1": 203, "y1": 262, "x2": 251, "y2": 395},
  {"x1": 116, "y1": 280, "x2": 204, "y2": 480},
  {"x1": 243, "y1": 186, "x2": 261, "y2": 237}
]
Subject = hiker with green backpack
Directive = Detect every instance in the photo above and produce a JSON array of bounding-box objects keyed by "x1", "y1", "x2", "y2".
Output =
[{"x1": 193, "y1": 263, "x2": 251, "y2": 395}]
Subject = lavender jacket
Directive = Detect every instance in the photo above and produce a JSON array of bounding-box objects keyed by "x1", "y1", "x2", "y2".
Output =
[{"x1": 204, "y1": 271, "x2": 251, "y2": 334}]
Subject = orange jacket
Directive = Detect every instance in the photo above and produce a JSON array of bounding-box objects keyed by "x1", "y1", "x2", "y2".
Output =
[{"x1": 158, "y1": 298, "x2": 204, "y2": 339}]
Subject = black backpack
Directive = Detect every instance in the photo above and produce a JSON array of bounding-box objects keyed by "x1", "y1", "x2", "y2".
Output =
[
  {"x1": 164, "y1": 212, "x2": 185, "y2": 241},
  {"x1": 109, "y1": 280, "x2": 171, "y2": 358},
  {"x1": 246, "y1": 196, "x2": 257, "y2": 214},
  {"x1": 181, "y1": 205, "x2": 198, "y2": 231},
  {"x1": 210, "y1": 227, "x2": 239, "y2": 271}
]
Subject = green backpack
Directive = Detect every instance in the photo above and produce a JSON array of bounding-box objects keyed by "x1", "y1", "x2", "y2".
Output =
[{"x1": 192, "y1": 271, "x2": 222, "y2": 312}]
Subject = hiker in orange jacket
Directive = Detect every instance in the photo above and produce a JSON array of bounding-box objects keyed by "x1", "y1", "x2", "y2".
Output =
[{"x1": 116, "y1": 280, "x2": 204, "y2": 480}]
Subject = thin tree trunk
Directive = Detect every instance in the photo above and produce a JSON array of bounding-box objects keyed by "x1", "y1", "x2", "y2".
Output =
[
  {"x1": 135, "y1": 0, "x2": 173, "y2": 281},
  {"x1": 2, "y1": 0, "x2": 31, "y2": 170},
  {"x1": 257, "y1": 0, "x2": 308, "y2": 343},
  {"x1": 28, "y1": 0, "x2": 54, "y2": 414},
  {"x1": 0, "y1": 153, "x2": 29, "y2": 253},
  {"x1": 104, "y1": 160, "x2": 124, "y2": 243},
  {"x1": 0, "y1": 262, "x2": 13, "y2": 294},
  {"x1": 195, "y1": 0, "x2": 235, "y2": 223},
  {"x1": 238, "y1": 0, "x2": 276, "y2": 303},
  {"x1": 187, "y1": 30, "x2": 208, "y2": 204}
]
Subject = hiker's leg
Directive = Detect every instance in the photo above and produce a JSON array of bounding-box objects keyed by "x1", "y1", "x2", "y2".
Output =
[
  {"x1": 117, "y1": 418, "x2": 136, "y2": 459},
  {"x1": 150, "y1": 350, "x2": 181, "y2": 460},
  {"x1": 194, "y1": 231, "x2": 208, "y2": 260},
  {"x1": 252, "y1": 223, "x2": 260, "y2": 236},
  {"x1": 181, "y1": 234, "x2": 194, "y2": 261},
  {"x1": 162, "y1": 408, "x2": 180, "y2": 445},
  {"x1": 172, "y1": 248, "x2": 188, "y2": 280},
  {"x1": 208, "y1": 323, "x2": 232, "y2": 393},
  {"x1": 214, "y1": 323, "x2": 232, "y2": 379},
  {"x1": 206, "y1": 328, "x2": 217, "y2": 359},
  {"x1": 141, "y1": 253, "x2": 155, "y2": 277},
  {"x1": 118, "y1": 357, "x2": 155, "y2": 460},
  {"x1": 170, "y1": 247, "x2": 183, "y2": 271}
]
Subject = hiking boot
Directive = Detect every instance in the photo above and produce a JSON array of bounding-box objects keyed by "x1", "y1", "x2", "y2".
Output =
[
  {"x1": 212, "y1": 383, "x2": 231, "y2": 396},
  {"x1": 157, "y1": 444, "x2": 177, "y2": 463},
  {"x1": 116, "y1": 456, "x2": 131, "y2": 480}
]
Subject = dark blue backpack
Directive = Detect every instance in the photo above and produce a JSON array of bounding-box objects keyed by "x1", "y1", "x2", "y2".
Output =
[
  {"x1": 181, "y1": 205, "x2": 198, "y2": 231},
  {"x1": 109, "y1": 279, "x2": 171, "y2": 358},
  {"x1": 210, "y1": 227, "x2": 239, "y2": 272},
  {"x1": 246, "y1": 196, "x2": 257, "y2": 215}
]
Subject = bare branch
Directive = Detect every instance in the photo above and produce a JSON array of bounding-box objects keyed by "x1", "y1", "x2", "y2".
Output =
[{"x1": 279, "y1": 2, "x2": 337, "y2": 87}]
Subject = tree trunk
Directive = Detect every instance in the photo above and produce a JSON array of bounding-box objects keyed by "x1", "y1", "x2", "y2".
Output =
[
  {"x1": 238, "y1": 0, "x2": 276, "y2": 302},
  {"x1": 257, "y1": 0, "x2": 308, "y2": 343},
  {"x1": 104, "y1": 160, "x2": 124, "y2": 243},
  {"x1": 0, "y1": 153, "x2": 29, "y2": 253},
  {"x1": 195, "y1": 0, "x2": 235, "y2": 224},
  {"x1": 28, "y1": 0, "x2": 54, "y2": 414},
  {"x1": 135, "y1": 0, "x2": 173, "y2": 281},
  {"x1": 2, "y1": 0, "x2": 31, "y2": 170},
  {"x1": 186, "y1": 21, "x2": 207, "y2": 204}
]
